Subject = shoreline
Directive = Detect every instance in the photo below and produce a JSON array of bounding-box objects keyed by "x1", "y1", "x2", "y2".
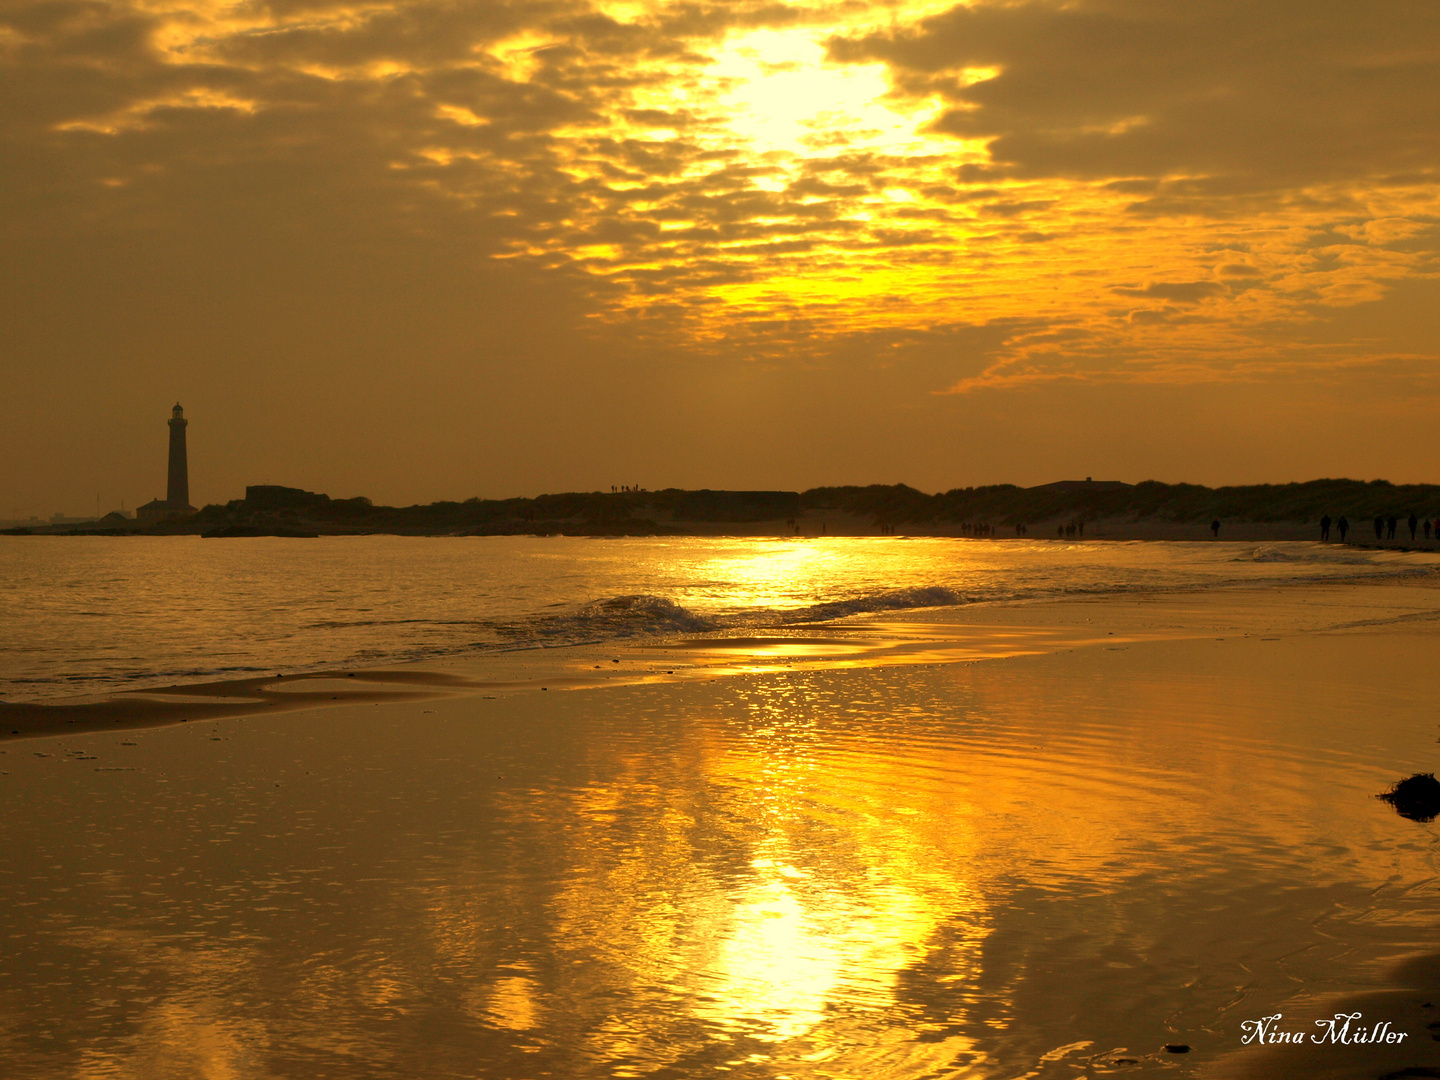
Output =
[
  {"x1": 14, "y1": 476, "x2": 1440, "y2": 544},
  {"x1": 5, "y1": 578, "x2": 1440, "y2": 1076},
  {"x1": 8, "y1": 518, "x2": 1440, "y2": 546},
  {"x1": 9, "y1": 575, "x2": 1440, "y2": 744}
]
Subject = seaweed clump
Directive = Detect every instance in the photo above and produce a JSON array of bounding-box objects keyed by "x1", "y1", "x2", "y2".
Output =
[{"x1": 1379, "y1": 774, "x2": 1440, "y2": 822}]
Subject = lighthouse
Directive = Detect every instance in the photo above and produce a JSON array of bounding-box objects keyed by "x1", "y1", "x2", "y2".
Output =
[
  {"x1": 136, "y1": 403, "x2": 197, "y2": 524},
  {"x1": 167, "y1": 402, "x2": 190, "y2": 509}
]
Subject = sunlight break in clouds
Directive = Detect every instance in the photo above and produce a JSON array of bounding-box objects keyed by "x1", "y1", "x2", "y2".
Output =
[{"x1": 4, "y1": 0, "x2": 1439, "y2": 392}]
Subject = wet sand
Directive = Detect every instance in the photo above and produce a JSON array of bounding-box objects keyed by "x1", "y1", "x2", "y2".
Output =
[
  {"x1": 4, "y1": 579, "x2": 1440, "y2": 1077},
  {"x1": 9, "y1": 578, "x2": 1439, "y2": 742},
  {"x1": 1207, "y1": 951, "x2": 1440, "y2": 1079}
]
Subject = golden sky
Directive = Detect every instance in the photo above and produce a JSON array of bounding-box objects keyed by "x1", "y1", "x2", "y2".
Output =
[{"x1": 2, "y1": 0, "x2": 1438, "y2": 508}]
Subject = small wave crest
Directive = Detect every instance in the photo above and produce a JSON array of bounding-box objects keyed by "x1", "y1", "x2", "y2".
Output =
[
  {"x1": 1234, "y1": 543, "x2": 1439, "y2": 567},
  {"x1": 499, "y1": 586, "x2": 970, "y2": 648},
  {"x1": 771, "y1": 585, "x2": 968, "y2": 624},
  {"x1": 529, "y1": 594, "x2": 719, "y2": 640},
  {"x1": 1240, "y1": 546, "x2": 1300, "y2": 563}
]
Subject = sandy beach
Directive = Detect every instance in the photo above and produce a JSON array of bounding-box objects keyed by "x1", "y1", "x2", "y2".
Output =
[
  {"x1": 4, "y1": 579, "x2": 1440, "y2": 1078},
  {"x1": 12, "y1": 0, "x2": 1440, "y2": 1071}
]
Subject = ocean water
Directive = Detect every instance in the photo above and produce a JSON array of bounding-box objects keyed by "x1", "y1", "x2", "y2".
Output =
[{"x1": 2, "y1": 535, "x2": 1436, "y2": 701}]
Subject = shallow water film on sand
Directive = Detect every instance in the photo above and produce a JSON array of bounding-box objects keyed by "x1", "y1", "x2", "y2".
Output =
[
  {"x1": 3, "y1": 622, "x2": 1440, "y2": 1078},
  {"x1": 2, "y1": 534, "x2": 1435, "y2": 701}
]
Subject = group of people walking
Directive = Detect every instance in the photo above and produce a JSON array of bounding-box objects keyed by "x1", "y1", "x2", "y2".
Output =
[{"x1": 1321, "y1": 513, "x2": 1440, "y2": 543}]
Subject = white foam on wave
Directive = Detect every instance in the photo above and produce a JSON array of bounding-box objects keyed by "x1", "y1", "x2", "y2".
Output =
[
  {"x1": 1241, "y1": 546, "x2": 1300, "y2": 563},
  {"x1": 1234, "y1": 542, "x2": 1440, "y2": 567},
  {"x1": 489, "y1": 586, "x2": 974, "y2": 652},
  {"x1": 530, "y1": 594, "x2": 719, "y2": 640}
]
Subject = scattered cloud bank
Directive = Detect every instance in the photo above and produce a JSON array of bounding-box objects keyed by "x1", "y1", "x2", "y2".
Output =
[{"x1": 2, "y1": 0, "x2": 1437, "y2": 390}]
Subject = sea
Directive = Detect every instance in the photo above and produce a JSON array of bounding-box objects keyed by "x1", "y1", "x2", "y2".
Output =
[
  {"x1": 6, "y1": 536, "x2": 1440, "y2": 1078},
  {"x1": 2, "y1": 534, "x2": 1436, "y2": 701}
]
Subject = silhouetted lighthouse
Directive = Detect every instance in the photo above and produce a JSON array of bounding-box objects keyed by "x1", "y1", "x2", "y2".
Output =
[
  {"x1": 136, "y1": 402, "x2": 197, "y2": 524},
  {"x1": 167, "y1": 402, "x2": 190, "y2": 509}
]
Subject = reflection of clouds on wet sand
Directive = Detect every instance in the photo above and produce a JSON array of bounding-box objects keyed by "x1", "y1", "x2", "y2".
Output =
[
  {"x1": 476, "y1": 974, "x2": 540, "y2": 1031},
  {"x1": 54, "y1": 929, "x2": 276, "y2": 1080}
]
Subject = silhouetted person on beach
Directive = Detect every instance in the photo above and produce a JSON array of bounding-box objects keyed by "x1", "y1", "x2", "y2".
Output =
[
  {"x1": 1337, "y1": 516, "x2": 1348, "y2": 542},
  {"x1": 1320, "y1": 515, "x2": 1331, "y2": 541},
  {"x1": 1409, "y1": 513, "x2": 1418, "y2": 541},
  {"x1": 1375, "y1": 516, "x2": 1384, "y2": 539},
  {"x1": 1210, "y1": 519, "x2": 1221, "y2": 538},
  {"x1": 1427, "y1": 520, "x2": 1433, "y2": 542},
  {"x1": 1388, "y1": 515, "x2": 1398, "y2": 540}
]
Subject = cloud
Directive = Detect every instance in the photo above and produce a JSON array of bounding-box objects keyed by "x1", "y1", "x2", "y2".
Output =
[
  {"x1": 829, "y1": 0, "x2": 1440, "y2": 193},
  {"x1": 1112, "y1": 281, "x2": 1226, "y2": 303},
  {"x1": 1, "y1": 0, "x2": 1436, "y2": 399}
]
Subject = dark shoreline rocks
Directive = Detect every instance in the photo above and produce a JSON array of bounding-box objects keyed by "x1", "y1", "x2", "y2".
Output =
[{"x1": 1379, "y1": 774, "x2": 1440, "y2": 822}]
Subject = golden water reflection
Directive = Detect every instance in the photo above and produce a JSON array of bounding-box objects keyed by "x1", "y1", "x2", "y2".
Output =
[{"x1": 5, "y1": 626, "x2": 1440, "y2": 1077}]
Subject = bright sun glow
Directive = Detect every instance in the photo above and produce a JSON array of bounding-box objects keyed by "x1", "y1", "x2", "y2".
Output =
[
  {"x1": 710, "y1": 29, "x2": 919, "y2": 157},
  {"x1": 695, "y1": 874, "x2": 839, "y2": 1041}
]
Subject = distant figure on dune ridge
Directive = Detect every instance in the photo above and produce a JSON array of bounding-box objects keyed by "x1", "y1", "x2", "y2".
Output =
[
  {"x1": 1375, "y1": 515, "x2": 1385, "y2": 540},
  {"x1": 1210, "y1": 519, "x2": 1220, "y2": 538},
  {"x1": 1409, "y1": 512, "x2": 1418, "y2": 541},
  {"x1": 1337, "y1": 515, "x2": 1348, "y2": 542},
  {"x1": 1320, "y1": 514, "x2": 1331, "y2": 541}
]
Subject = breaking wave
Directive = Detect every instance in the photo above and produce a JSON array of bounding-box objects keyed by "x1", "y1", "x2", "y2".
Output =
[
  {"x1": 1235, "y1": 543, "x2": 1434, "y2": 567},
  {"x1": 765, "y1": 585, "x2": 968, "y2": 624},
  {"x1": 528, "y1": 594, "x2": 720, "y2": 640},
  {"x1": 520, "y1": 586, "x2": 973, "y2": 643}
]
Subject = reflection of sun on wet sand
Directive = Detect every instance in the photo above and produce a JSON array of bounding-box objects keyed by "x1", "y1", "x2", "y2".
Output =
[{"x1": 5, "y1": 579, "x2": 1440, "y2": 1078}]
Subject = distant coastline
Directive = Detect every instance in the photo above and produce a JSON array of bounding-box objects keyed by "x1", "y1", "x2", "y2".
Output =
[{"x1": 5, "y1": 478, "x2": 1440, "y2": 544}]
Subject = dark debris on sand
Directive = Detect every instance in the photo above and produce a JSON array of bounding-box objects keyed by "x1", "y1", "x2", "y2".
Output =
[{"x1": 1379, "y1": 774, "x2": 1440, "y2": 823}]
